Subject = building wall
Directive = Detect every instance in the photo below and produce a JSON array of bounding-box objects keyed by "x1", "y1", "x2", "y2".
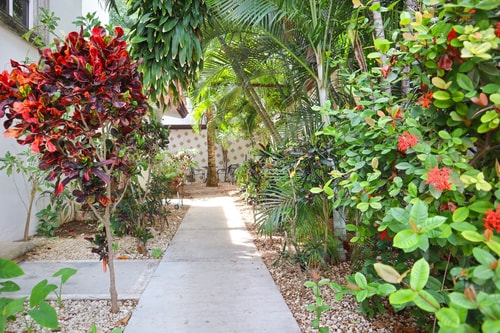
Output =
[
  {"x1": 49, "y1": 0, "x2": 108, "y2": 36},
  {"x1": 167, "y1": 128, "x2": 252, "y2": 183}
]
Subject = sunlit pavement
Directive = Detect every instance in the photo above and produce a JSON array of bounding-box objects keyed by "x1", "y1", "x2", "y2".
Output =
[{"x1": 125, "y1": 196, "x2": 300, "y2": 333}]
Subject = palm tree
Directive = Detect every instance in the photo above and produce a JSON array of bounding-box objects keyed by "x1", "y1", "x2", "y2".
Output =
[{"x1": 206, "y1": 0, "x2": 353, "y2": 123}]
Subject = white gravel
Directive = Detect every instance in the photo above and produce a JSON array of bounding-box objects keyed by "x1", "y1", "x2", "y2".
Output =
[{"x1": 6, "y1": 185, "x2": 422, "y2": 332}]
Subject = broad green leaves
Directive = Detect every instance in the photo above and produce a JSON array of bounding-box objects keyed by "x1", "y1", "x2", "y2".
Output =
[
  {"x1": 128, "y1": 0, "x2": 206, "y2": 108},
  {"x1": 389, "y1": 199, "x2": 449, "y2": 252}
]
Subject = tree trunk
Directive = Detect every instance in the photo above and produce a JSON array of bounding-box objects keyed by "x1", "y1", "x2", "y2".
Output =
[
  {"x1": 103, "y1": 205, "x2": 119, "y2": 313},
  {"x1": 401, "y1": 0, "x2": 418, "y2": 100},
  {"x1": 89, "y1": 167, "x2": 120, "y2": 313},
  {"x1": 371, "y1": 0, "x2": 392, "y2": 96},
  {"x1": 315, "y1": 50, "x2": 331, "y2": 125},
  {"x1": 24, "y1": 180, "x2": 37, "y2": 241},
  {"x1": 206, "y1": 107, "x2": 218, "y2": 187}
]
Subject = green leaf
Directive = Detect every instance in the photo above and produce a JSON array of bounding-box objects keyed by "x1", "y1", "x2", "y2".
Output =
[
  {"x1": 456, "y1": 73, "x2": 474, "y2": 91},
  {"x1": 374, "y1": 38, "x2": 390, "y2": 53},
  {"x1": 410, "y1": 200, "x2": 428, "y2": 225},
  {"x1": 356, "y1": 202, "x2": 369, "y2": 212},
  {"x1": 374, "y1": 263, "x2": 402, "y2": 284},
  {"x1": 356, "y1": 289, "x2": 369, "y2": 302},
  {"x1": 30, "y1": 279, "x2": 57, "y2": 308},
  {"x1": 53, "y1": 267, "x2": 77, "y2": 284},
  {"x1": 438, "y1": 130, "x2": 452, "y2": 140},
  {"x1": 472, "y1": 247, "x2": 495, "y2": 266},
  {"x1": 424, "y1": 154, "x2": 438, "y2": 169},
  {"x1": 449, "y1": 292, "x2": 477, "y2": 310},
  {"x1": 452, "y1": 207, "x2": 469, "y2": 223},
  {"x1": 0, "y1": 281, "x2": 21, "y2": 293},
  {"x1": 394, "y1": 230, "x2": 420, "y2": 251},
  {"x1": 483, "y1": 320, "x2": 500, "y2": 333},
  {"x1": 474, "y1": 0, "x2": 500, "y2": 10},
  {"x1": 310, "y1": 187, "x2": 324, "y2": 194},
  {"x1": 473, "y1": 265, "x2": 494, "y2": 280},
  {"x1": 408, "y1": 182, "x2": 418, "y2": 197},
  {"x1": 2, "y1": 297, "x2": 27, "y2": 317},
  {"x1": 304, "y1": 281, "x2": 316, "y2": 288},
  {"x1": 436, "y1": 308, "x2": 460, "y2": 328},
  {"x1": 28, "y1": 300, "x2": 59, "y2": 329},
  {"x1": 354, "y1": 272, "x2": 368, "y2": 289},
  {"x1": 377, "y1": 283, "x2": 397, "y2": 296},
  {"x1": 450, "y1": 222, "x2": 477, "y2": 232},
  {"x1": 0, "y1": 259, "x2": 24, "y2": 279},
  {"x1": 469, "y1": 201, "x2": 492, "y2": 213},
  {"x1": 461, "y1": 230, "x2": 484, "y2": 242},
  {"x1": 486, "y1": 241, "x2": 500, "y2": 256},
  {"x1": 400, "y1": 11, "x2": 411, "y2": 25},
  {"x1": 410, "y1": 258, "x2": 429, "y2": 291},
  {"x1": 433, "y1": 91, "x2": 451, "y2": 101},
  {"x1": 421, "y1": 216, "x2": 447, "y2": 232},
  {"x1": 414, "y1": 290, "x2": 440, "y2": 313},
  {"x1": 389, "y1": 289, "x2": 417, "y2": 305},
  {"x1": 390, "y1": 207, "x2": 409, "y2": 223}
]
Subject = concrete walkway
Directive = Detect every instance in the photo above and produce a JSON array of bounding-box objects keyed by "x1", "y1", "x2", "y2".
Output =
[{"x1": 125, "y1": 196, "x2": 301, "y2": 333}]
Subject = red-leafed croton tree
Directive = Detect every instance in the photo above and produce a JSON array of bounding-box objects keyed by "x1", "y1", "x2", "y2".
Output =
[{"x1": 0, "y1": 26, "x2": 148, "y2": 313}]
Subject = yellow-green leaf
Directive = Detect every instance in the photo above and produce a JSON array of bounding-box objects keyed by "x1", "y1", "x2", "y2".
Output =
[{"x1": 374, "y1": 263, "x2": 402, "y2": 284}]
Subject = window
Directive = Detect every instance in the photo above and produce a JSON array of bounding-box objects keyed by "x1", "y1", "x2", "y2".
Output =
[{"x1": 0, "y1": 0, "x2": 29, "y2": 27}]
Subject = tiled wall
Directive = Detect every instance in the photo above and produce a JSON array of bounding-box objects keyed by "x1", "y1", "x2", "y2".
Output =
[{"x1": 167, "y1": 129, "x2": 252, "y2": 182}]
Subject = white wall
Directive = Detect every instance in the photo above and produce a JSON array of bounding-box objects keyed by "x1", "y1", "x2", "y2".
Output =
[{"x1": 50, "y1": 0, "x2": 109, "y2": 36}]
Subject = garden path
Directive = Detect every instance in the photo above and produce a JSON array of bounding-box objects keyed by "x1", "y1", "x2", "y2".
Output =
[{"x1": 124, "y1": 191, "x2": 301, "y2": 332}]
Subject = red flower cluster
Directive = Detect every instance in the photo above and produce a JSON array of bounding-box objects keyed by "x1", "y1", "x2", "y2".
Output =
[
  {"x1": 379, "y1": 229, "x2": 393, "y2": 241},
  {"x1": 495, "y1": 21, "x2": 500, "y2": 38},
  {"x1": 444, "y1": 29, "x2": 462, "y2": 64},
  {"x1": 397, "y1": 131, "x2": 419, "y2": 152},
  {"x1": 483, "y1": 206, "x2": 500, "y2": 233},
  {"x1": 417, "y1": 91, "x2": 433, "y2": 108},
  {"x1": 447, "y1": 29, "x2": 457, "y2": 41},
  {"x1": 426, "y1": 167, "x2": 452, "y2": 191}
]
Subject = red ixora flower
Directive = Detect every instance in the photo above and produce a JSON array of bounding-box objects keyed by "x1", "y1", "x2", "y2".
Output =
[
  {"x1": 417, "y1": 91, "x2": 433, "y2": 108},
  {"x1": 426, "y1": 167, "x2": 452, "y2": 191},
  {"x1": 495, "y1": 22, "x2": 500, "y2": 38},
  {"x1": 483, "y1": 205, "x2": 500, "y2": 233},
  {"x1": 397, "y1": 131, "x2": 419, "y2": 152},
  {"x1": 447, "y1": 29, "x2": 457, "y2": 41},
  {"x1": 379, "y1": 229, "x2": 393, "y2": 241}
]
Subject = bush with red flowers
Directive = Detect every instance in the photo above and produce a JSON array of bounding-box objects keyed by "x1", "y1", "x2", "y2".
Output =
[{"x1": 310, "y1": 0, "x2": 500, "y2": 331}]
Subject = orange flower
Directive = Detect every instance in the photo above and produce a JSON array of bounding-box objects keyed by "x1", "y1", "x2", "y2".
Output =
[
  {"x1": 426, "y1": 167, "x2": 452, "y2": 191},
  {"x1": 417, "y1": 91, "x2": 433, "y2": 108},
  {"x1": 483, "y1": 205, "x2": 500, "y2": 233},
  {"x1": 397, "y1": 131, "x2": 419, "y2": 152}
]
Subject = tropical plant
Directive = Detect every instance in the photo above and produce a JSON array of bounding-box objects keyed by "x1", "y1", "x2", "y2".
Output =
[
  {"x1": 0, "y1": 26, "x2": 148, "y2": 313},
  {"x1": 308, "y1": 0, "x2": 500, "y2": 331},
  {"x1": 127, "y1": 0, "x2": 207, "y2": 111},
  {"x1": 0, "y1": 258, "x2": 76, "y2": 333}
]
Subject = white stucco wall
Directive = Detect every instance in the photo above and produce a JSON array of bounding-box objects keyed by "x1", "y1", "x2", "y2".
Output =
[{"x1": 49, "y1": 0, "x2": 109, "y2": 36}]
